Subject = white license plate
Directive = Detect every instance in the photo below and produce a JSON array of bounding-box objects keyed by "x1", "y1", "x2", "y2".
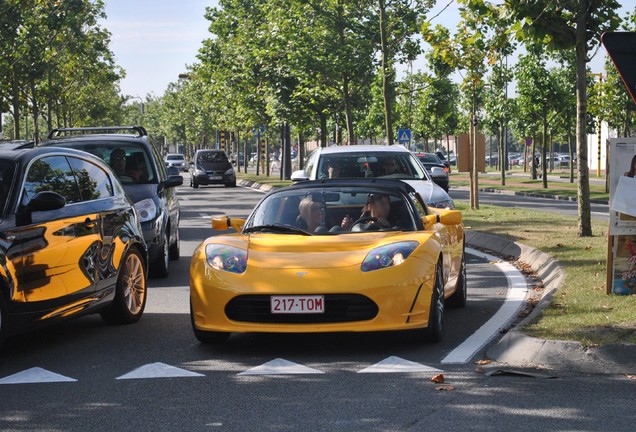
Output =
[
  {"x1": 270, "y1": 295, "x2": 325, "y2": 314},
  {"x1": 209, "y1": 175, "x2": 222, "y2": 180}
]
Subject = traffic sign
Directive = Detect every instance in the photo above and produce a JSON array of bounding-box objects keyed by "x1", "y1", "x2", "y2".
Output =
[{"x1": 397, "y1": 129, "x2": 411, "y2": 144}]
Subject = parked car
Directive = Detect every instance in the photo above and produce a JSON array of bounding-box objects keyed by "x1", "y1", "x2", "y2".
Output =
[
  {"x1": 414, "y1": 152, "x2": 450, "y2": 192},
  {"x1": 190, "y1": 179, "x2": 466, "y2": 343},
  {"x1": 435, "y1": 151, "x2": 452, "y2": 172},
  {"x1": 290, "y1": 145, "x2": 454, "y2": 209},
  {"x1": 0, "y1": 145, "x2": 148, "y2": 348},
  {"x1": 164, "y1": 153, "x2": 188, "y2": 171},
  {"x1": 189, "y1": 149, "x2": 236, "y2": 188},
  {"x1": 42, "y1": 126, "x2": 182, "y2": 278}
]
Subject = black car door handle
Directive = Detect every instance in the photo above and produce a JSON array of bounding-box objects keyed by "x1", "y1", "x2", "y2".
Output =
[{"x1": 83, "y1": 218, "x2": 97, "y2": 229}]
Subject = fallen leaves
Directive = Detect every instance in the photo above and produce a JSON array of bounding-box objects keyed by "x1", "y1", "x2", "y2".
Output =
[
  {"x1": 430, "y1": 373, "x2": 455, "y2": 391},
  {"x1": 430, "y1": 373, "x2": 445, "y2": 383}
]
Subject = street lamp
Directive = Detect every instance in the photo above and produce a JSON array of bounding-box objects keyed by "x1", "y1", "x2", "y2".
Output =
[{"x1": 130, "y1": 96, "x2": 144, "y2": 114}]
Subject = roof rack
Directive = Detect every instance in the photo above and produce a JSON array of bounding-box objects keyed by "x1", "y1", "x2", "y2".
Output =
[{"x1": 47, "y1": 126, "x2": 147, "y2": 140}]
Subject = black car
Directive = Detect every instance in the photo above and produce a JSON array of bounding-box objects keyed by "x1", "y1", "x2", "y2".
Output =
[
  {"x1": 189, "y1": 149, "x2": 236, "y2": 188},
  {"x1": 414, "y1": 152, "x2": 450, "y2": 192},
  {"x1": 0, "y1": 146, "x2": 148, "y2": 347},
  {"x1": 42, "y1": 126, "x2": 183, "y2": 278}
]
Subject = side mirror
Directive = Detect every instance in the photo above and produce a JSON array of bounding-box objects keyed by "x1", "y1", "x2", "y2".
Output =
[
  {"x1": 290, "y1": 170, "x2": 309, "y2": 182},
  {"x1": 212, "y1": 216, "x2": 246, "y2": 232},
  {"x1": 26, "y1": 191, "x2": 66, "y2": 212},
  {"x1": 423, "y1": 209, "x2": 462, "y2": 229}
]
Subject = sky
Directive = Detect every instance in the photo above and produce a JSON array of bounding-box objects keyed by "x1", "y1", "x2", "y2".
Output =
[{"x1": 101, "y1": 0, "x2": 636, "y2": 98}]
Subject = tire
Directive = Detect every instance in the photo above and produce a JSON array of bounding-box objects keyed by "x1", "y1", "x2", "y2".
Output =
[
  {"x1": 101, "y1": 247, "x2": 147, "y2": 324},
  {"x1": 169, "y1": 224, "x2": 180, "y2": 261},
  {"x1": 192, "y1": 177, "x2": 199, "y2": 189},
  {"x1": 446, "y1": 248, "x2": 467, "y2": 308},
  {"x1": 150, "y1": 234, "x2": 170, "y2": 278},
  {"x1": 423, "y1": 260, "x2": 445, "y2": 343},
  {"x1": 190, "y1": 301, "x2": 230, "y2": 343}
]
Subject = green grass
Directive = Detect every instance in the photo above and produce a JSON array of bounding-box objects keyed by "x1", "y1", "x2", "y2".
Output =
[
  {"x1": 237, "y1": 171, "x2": 636, "y2": 347},
  {"x1": 236, "y1": 171, "x2": 293, "y2": 188},
  {"x1": 450, "y1": 170, "x2": 610, "y2": 201},
  {"x1": 459, "y1": 203, "x2": 636, "y2": 348}
]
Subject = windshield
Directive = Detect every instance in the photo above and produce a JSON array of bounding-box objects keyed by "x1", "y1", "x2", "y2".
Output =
[
  {"x1": 244, "y1": 186, "x2": 417, "y2": 235},
  {"x1": 167, "y1": 154, "x2": 184, "y2": 161},
  {"x1": 316, "y1": 152, "x2": 429, "y2": 181}
]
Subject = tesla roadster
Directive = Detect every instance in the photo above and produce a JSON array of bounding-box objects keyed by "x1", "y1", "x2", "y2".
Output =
[{"x1": 190, "y1": 179, "x2": 466, "y2": 343}]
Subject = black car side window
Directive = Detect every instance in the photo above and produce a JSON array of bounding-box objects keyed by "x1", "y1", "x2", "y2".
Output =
[
  {"x1": 22, "y1": 156, "x2": 82, "y2": 205},
  {"x1": 67, "y1": 156, "x2": 113, "y2": 200}
]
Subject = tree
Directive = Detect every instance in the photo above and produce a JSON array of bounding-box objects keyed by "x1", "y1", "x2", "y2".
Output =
[{"x1": 499, "y1": 0, "x2": 621, "y2": 236}]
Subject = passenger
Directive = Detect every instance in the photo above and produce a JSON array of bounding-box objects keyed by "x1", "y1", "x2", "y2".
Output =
[
  {"x1": 341, "y1": 193, "x2": 391, "y2": 230},
  {"x1": 108, "y1": 148, "x2": 127, "y2": 178},
  {"x1": 327, "y1": 160, "x2": 342, "y2": 178},
  {"x1": 298, "y1": 195, "x2": 323, "y2": 232},
  {"x1": 381, "y1": 156, "x2": 400, "y2": 176}
]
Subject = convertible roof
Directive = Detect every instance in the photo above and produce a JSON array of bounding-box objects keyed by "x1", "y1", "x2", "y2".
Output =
[{"x1": 280, "y1": 178, "x2": 415, "y2": 195}]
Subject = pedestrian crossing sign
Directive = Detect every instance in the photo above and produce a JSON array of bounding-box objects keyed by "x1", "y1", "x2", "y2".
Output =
[{"x1": 397, "y1": 129, "x2": 411, "y2": 143}]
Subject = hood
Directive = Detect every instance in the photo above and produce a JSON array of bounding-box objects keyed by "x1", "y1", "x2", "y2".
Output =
[
  {"x1": 122, "y1": 183, "x2": 158, "y2": 204},
  {"x1": 213, "y1": 232, "x2": 425, "y2": 269},
  {"x1": 402, "y1": 179, "x2": 451, "y2": 205}
]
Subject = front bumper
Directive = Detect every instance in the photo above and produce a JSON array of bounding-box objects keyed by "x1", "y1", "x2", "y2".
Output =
[{"x1": 189, "y1": 250, "x2": 436, "y2": 334}]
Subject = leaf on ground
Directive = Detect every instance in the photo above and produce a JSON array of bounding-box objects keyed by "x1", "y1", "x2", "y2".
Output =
[
  {"x1": 474, "y1": 359, "x2": 492, "y2": 365},
  {"x1": 435, "y1": 385, "x2": 455, "y2": 391},
  {"x1": 430, "y1": 373, "x2": 445, "y2": 383}
]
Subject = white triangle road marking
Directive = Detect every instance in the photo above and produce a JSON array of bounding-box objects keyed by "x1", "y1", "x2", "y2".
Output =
[
  {"x1": 238, "y1": 358, "x2": 325, "y2": 375},
  {"x1": 116, "y1": 362, "x2": 205, "y2": 380},
  {"x1": 0, "y1": 367, "x2": 77, "y2": 384},
  {"x1": 357, "y1": 356, "x2": 443, "y2": 374}
]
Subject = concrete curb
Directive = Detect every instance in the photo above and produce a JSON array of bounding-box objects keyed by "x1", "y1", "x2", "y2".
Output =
[{"x1": 467, "y1": 232, "x2": 636, "y2": 375}]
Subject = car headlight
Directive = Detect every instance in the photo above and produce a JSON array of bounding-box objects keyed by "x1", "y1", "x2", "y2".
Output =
[
  {"x1": 225, "y1": 168, "x2": 235, "y2": 175},
  {"x1": 134, "y1": 198, "x2": 158, "y2": 222},
  {"x1": 429, "y1": 199, "x2": 455, "y2": 209},
  {"x1": 205, "y1": 244, "x2": 247, "y2": 274},
  {"x1": 361, "y1": 241, "x2": 418, "y2": 272},
  {"x1": 194, "y1": 169, "x2": 205, "y2": 176}
]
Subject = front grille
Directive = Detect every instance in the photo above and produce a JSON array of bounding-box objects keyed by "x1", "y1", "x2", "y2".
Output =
[{"x1": 225, "y1": 294, "x2": 378, "y2": 324}]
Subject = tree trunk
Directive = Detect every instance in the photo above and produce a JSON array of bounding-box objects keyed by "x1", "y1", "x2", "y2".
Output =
[
  {"x1": 379, "y1": 0, "x2": 394, "y2": 145},
  {"x1": 575, "y1": 2, "x2": 592, "y2": 237},
  {"x1": 542, "y1": 112, "x2": 547, "y2": 189},
  {"x1": 499, "y1": 121, "x2": 505, "y2": 185},
  {"x1": 320, "y1": 113, "x2": 327, "y2": 148},
  {"x1": 11, "y1": 78, "x2": 20, "y2": 140}
]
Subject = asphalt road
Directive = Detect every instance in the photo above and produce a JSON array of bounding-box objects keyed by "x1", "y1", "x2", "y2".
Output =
[{"x1": 1, "y1": 176, "x2": 634, "y2": 431}]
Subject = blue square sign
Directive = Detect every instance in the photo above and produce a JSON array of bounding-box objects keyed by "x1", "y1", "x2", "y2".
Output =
[{"x1": 397, "y1": 129, "x2": 411, "y2": 143}]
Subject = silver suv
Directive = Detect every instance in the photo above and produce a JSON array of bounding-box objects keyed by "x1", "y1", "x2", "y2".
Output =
[{"x1": 291, "y1": 144, "x2": 454, "y2": 209}]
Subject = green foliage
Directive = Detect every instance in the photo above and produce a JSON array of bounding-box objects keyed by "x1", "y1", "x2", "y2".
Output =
[{"x1": 0, "y1": 0, "x2": 123, "y2": 140}]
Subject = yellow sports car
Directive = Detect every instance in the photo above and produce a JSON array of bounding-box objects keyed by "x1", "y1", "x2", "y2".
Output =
[{"x1": 190, "y1": 179, "x2": 466, "y2": 343}]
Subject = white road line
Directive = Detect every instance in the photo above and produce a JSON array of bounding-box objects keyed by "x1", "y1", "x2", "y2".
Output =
[{"x1": 441, "y1": 247, "x2": 528, "y2": 365}]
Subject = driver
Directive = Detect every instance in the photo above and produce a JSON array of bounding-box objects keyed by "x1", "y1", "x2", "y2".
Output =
[{"x1": 341, "y1": 193, "x2": 391, "y2": 230}]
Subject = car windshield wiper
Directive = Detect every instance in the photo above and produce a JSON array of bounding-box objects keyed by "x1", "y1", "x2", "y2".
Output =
[{"x1": 243, "y1": 224, "x2": 312, "y2": 235}]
